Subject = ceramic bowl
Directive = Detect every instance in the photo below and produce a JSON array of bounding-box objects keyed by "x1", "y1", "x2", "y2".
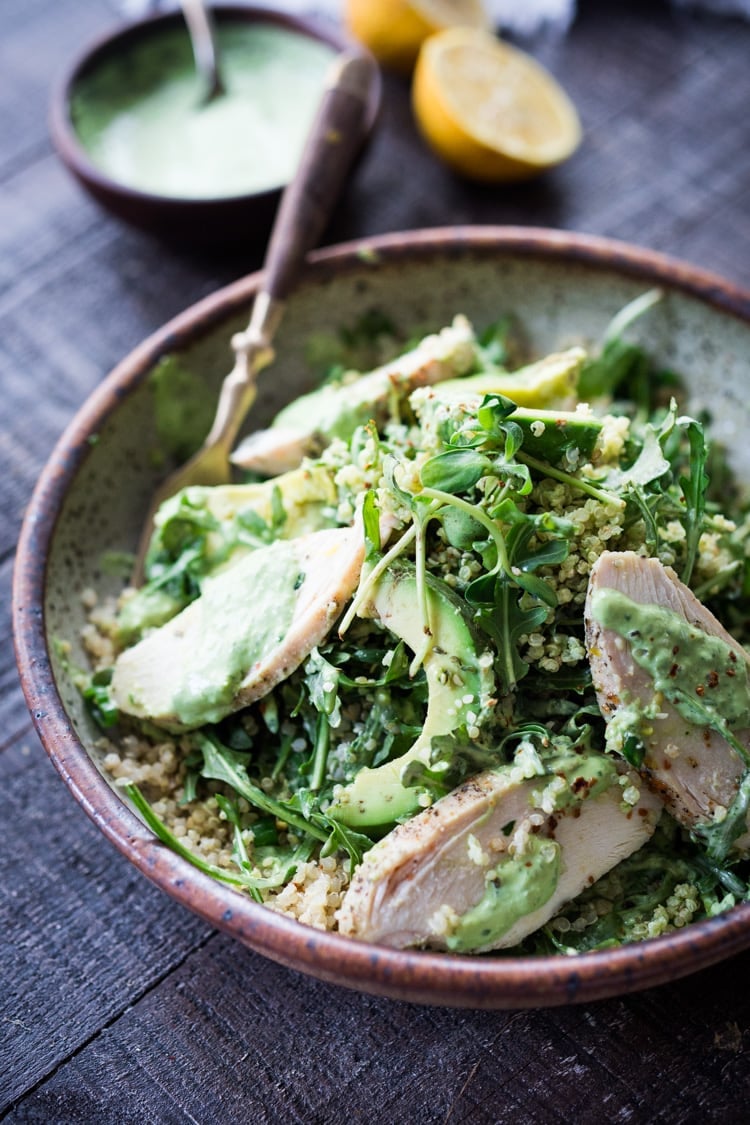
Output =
[
  {"x1": 14, "y1": 227, "x2": 750, "y2": 1008},
  {"x1": 49, "y1": 5, "x2": 380, "y2": 247}
]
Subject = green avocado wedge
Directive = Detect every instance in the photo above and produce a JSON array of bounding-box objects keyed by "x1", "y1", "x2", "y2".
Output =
[
  {"x1": 328, "y1": 561, "x2": 496, "y2": 829},
  {"x1": 510, "y1": 406, "x2": 604, "y2": 464},
  {"x1": 423, "y1": 347, "x2": 586, "y2": 409}
]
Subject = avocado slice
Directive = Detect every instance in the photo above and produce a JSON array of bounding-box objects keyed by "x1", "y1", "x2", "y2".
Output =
[
  {"x1": 511, "y1": 406, "x2": 604, "y2": 464},
  {"x1": 148, "y1": 463, "x2": 337, "y2": 566},
  {"x1": 412, "y1": 364, "x2": 603, "y2": 467},
  {"x1": 328, "y1": 562, "x2": 496, "y2": 829},
  {"x1": 417, "y1": 347, "x2": 586, "y2": 409}
]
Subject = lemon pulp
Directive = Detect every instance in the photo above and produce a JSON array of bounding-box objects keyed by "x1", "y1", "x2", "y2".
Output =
[{"x1": 412, "y1": 28, "x2": 582, "y2": 181}]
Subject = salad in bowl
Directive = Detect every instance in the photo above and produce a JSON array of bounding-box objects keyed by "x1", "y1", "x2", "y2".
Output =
[{"x1": 74, "y1": 288, "x2": 750, "y2": 957}]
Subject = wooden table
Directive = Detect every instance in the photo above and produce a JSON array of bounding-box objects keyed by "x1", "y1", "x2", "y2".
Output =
[{"x1": 3, "y1": 0, "x2": 750, "y2": 1119}]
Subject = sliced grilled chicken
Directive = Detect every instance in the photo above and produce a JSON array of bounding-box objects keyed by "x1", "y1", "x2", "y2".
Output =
[
  {"x1": 338, "y1": 757, "x2": 660, "y2": 952},
  {"x1": 230, "y1": 316, "x2": 477, "y2": 476},
  {"x1": 585, "y1": 551, "x2": 750, "y2": 852},
  {"x1": 111, "y1": 524, "x2": 365, "y2": 731},
  {"x1": 227, "y1": 428, "x2": 313, "y2": 479}
]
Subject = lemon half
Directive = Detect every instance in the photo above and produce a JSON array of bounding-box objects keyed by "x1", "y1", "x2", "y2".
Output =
[
  {"x1": 345, "y1": 0, "x2": 489, "y2": 73},
  {"x1": 412, "y1": 27, "x2": 582, "y2": 182}
]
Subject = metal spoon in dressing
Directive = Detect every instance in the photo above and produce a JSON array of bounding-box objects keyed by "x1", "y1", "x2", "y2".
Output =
[{"x1": 181, "y1": 0, "x2": 225, "y2": 102}]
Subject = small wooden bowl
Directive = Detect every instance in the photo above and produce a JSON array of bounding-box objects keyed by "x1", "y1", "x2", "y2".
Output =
[
  {"x1": 49, "y1": 5, "x2": 380, "y2": 247},
  {"x1": 13, "y1": 228, "x2": 750, "y2": 1007}
]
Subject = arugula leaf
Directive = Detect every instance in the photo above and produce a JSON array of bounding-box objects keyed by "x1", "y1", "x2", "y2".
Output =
[
  {"x1": 606, "y1": 422, "x2": 671, "y2": 491},
  {"x1": 520, "y1": 666, "x2": 593, "y2": 697},
  {"x1": 625, "y1": 485, "x2": 661, "y2": 555},
  {"x1": 304, "y1": 649, "x2": 342, "y2": 727},
  {"x1": 478, "y1": 316, "x2": 513, "y2": 367},
  {"x1": 126, "y1": 783, "x2": 263, "y2": 899},
  {"x1": 400, "y1": 727, "x2": 503, "y2": 801},
  {"x1": 621, "y1": 732, "x2": 647, "y2": 769},
  {"x1": 193, "y1": 731, "x2": 376, "y2": 866},
  {"x1": 331, "y1": 639, "x2": 412, "y2": 690},
  {"x1": 692, "y1": 770, "x2": 750, "y2": 863},
  {"x1": 578, "y1": 288, "x2": 663, "y2": 404},
  {"x1": 319, "y1": 818, "x2": 373, "y2": 867},
  {"x1": 473, "y1": 585, "x2": 549, "y2": 693},
  {"x1": 678, "y1": 416, "x2": 709, "y2": 585},
  {"x1": 216, "y1": 794, "x2": 316, "y2": 890},
  {"x1": 579, "y1": 337, "x2": 651, "y2": 404},
  {"x1": 82, "y1": 668, "x2": 120, "y2": 729},
  {"x1": 309, "y1": 714, "x2": 331, "y2": 792},
  {"x1": 195, "y1": 732, "x2": 329, "y2": 842},
  {"x1": 362, "y1": 488, "x2": 381, "y2": 559},
  {"x1": 339, "y1": 308, "x2": 398, "y2": 352}
]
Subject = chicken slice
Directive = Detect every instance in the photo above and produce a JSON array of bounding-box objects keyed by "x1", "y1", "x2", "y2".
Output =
[
  {"x1": 230, "y1": 316, "x2": 478, "y2": 476},
  {"x1": 585, "y1": 551, "x2": 750, "y2": 852},
  {"x1": 228, "y1": 428, "x2": 313, "y2": 478},
  {"x1": 338, "y1": 755, "x2": 660, "y2": 952},
  {"x1": 111, "y1": 525, "x2": 365, "y2": 731}
]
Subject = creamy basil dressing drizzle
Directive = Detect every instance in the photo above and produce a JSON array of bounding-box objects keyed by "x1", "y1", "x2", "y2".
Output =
[
  {"x1": 446, "y1": 835, "x2": 561, "y2": 952},
  {"x1": 590, "y1": 587, "x2": 750, "y2": 736},
  {"x1": 446, "y1": 749, "x2": 619, "y2": 951},
  {"x1": 72, "y1": 24, "x2": 335, "y2": 198},
  {"x1": 170, "y1": 540, "x2": 302, "y2": 727}
]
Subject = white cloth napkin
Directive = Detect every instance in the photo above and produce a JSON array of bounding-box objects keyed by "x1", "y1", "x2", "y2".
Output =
[{"x1": 123, "y1": 1, "x2": 750, "y2": 34}]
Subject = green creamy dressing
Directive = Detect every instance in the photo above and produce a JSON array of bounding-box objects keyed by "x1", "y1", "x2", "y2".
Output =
[
  {"x1": 169, "y1": 538, "x2": 303, "y2": 726},
  {"x1": 539, "y1": 746, "x2": 619, "y2": 807},
  {"x1": 149, "y1": 356, "x2": 215, "y2": 461},
  {"x1": 71, "y1": 24, "x2": 335, "y2": 198},
  {"x1": 446, "y1": 835, "x2": 562, "y2": 952},
  {"x1": 590, "y1": 588, "x2": 750, "y2": 731},
  {"x1": 118, "y1": 585, "x2": 181, "y2": 643},
  {"x1": 444, "y1": 748, "x2": 618, "y2": 952}
]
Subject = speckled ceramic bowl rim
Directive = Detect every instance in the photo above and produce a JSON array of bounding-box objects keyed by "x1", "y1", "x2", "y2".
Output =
[
  {"x1": 13, "y1": 227, "x2": 750, "y2": 1008},
  {"x1": 49, "y1": 4, "x2": 381, "y2": 211}
]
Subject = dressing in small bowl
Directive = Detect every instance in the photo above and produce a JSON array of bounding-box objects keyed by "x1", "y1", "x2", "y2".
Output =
[{"x1": 50, "y1": 6, "x2": 380, "y2": 245}]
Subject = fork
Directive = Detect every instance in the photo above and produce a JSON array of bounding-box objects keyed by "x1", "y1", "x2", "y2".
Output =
[{"x1": 132, "y1": 49, "x2": 377, "y2": 584}]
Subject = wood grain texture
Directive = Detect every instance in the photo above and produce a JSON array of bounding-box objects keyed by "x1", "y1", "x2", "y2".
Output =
[
  {"x1": 2, "y1": 0, "x2": 750, "y2": 1119},
  {"x1": 5, "y1": 934, "x2": 750, "y2": 1123}
]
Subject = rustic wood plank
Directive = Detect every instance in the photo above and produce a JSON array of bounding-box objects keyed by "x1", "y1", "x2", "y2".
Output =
[
  {"x1": 0, "y1": 734, "x2": 214, "y2": 1110},
  {"x1": 4, "y1": 932, "x2": 749, "y2": 1123},
  {"x1": 0, "y1": 0, "x2": 118, "y2": 182}
]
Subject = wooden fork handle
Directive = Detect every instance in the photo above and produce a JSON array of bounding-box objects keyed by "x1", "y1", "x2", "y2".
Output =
[
  {"x1": 206, "y1": 51, "x2": 377, "y2": 454},
  {"x1": 258, "y1": 49, "x2": 378, "y2": 308}
]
